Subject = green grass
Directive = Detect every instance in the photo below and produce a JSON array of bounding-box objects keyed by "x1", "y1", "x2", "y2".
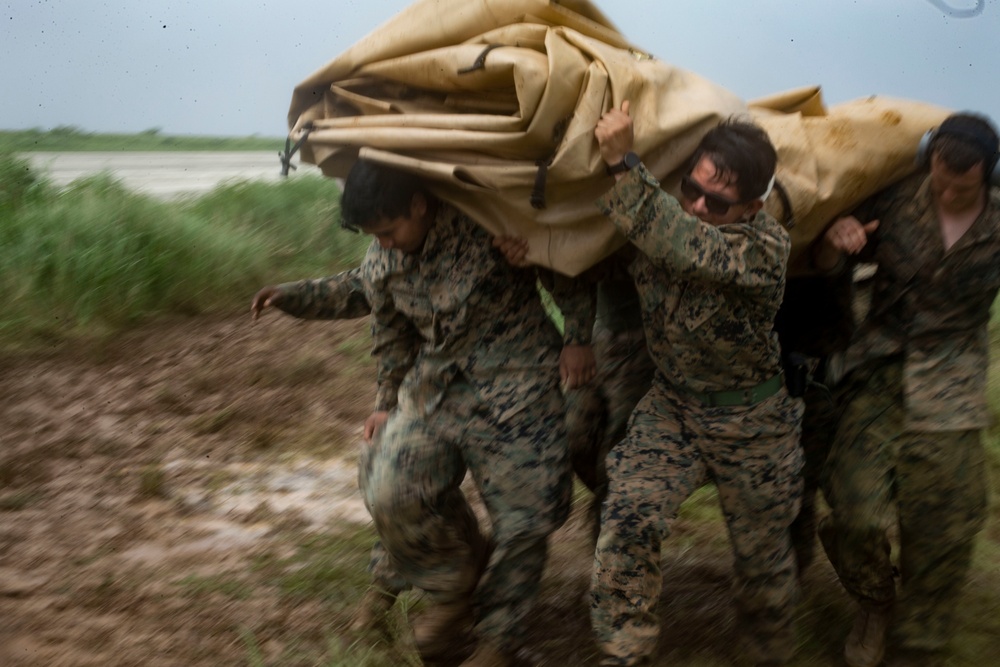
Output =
[
  {"x1": 246, "y1": 527, "x2": 425, "y2": 666},
  {"x1": 1, "y1": 126, "x2": 282, "y2": 152},
  {"x1": 259, "y1": 530, "x2": 377, "y2": 601},
  {"x1": 0, "y1": 152, "x2": 370, "y2": 348}
]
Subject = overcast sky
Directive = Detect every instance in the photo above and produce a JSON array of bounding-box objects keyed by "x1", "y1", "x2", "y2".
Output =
[{"x1": 2, "y1": 0, "x2": 997, "y2": 138}]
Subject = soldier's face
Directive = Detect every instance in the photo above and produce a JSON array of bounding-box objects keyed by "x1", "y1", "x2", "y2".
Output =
[
  {"x1": 680, "y1": 156, "x2": 761, "y2": 226},
  {"x1": 929, "y1": 153, "x2": 986, "y2": 215},
  {"x1": 367, "y1": 193, "x2": 433, "y2": 254}
]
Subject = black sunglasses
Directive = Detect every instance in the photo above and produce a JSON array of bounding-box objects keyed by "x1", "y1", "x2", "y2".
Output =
[{"x1": 680, "y1": 175, "x2": 742, "y2": 216}]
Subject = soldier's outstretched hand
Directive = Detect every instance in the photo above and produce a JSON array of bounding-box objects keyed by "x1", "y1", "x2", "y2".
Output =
[
  {"x1": 825, "y1": 216, "x2": 880, "y2": 255},
  {"x1": 250, "y1": 286, "x2": 283, "y2": 321},
  {"x1": 560, "y1": 344, "x2": 597, "y2": 390}
]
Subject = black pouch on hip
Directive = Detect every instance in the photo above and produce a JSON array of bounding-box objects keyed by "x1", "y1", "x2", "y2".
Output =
[{"x1": 783, "y1": 352, "x2": 809, "y2": 398}]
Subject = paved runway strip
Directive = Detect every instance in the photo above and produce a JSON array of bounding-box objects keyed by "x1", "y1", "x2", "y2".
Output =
[{"x1": 22, "y1": 151, "x2": 322, "y2": 199}]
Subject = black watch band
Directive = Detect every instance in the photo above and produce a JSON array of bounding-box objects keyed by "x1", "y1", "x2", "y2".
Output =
[{"x1": 606, "y1": 151, "x2": 641, "y2": 175}]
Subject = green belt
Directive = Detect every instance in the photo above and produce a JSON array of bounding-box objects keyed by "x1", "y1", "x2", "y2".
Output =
[{"x1": 683, "y1": 373, "x2": 784, "y2": 408}]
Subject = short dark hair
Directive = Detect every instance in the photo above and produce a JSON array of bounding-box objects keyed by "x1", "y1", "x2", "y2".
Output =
[
  {"x1": 340, "y1": 159, "x2": 427, "y2": 231},
  {"x1": 932, "y1": 112, "x2": 1000, "y2": 175},
  {"x1": 687, "y1": 118, "x2": 777, "y2": 202}
]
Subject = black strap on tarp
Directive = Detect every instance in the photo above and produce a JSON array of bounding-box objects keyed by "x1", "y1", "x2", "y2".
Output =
[
  {"x1": 458, "y1": 44, "x2": 504, "y2": 74},
  {"x1": 279, "y1": 125, "x2": 313, "y2": 176},
  {"x1": 531, "y1": 157, "x2": 552, "y2": 209},
  {"x1": 773, "y1": 179, "x2": 795, "y2": 230}
]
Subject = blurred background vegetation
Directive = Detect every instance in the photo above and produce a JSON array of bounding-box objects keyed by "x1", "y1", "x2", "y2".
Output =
[
  {"x1": 0, "y1": 150, "x2": 370, "y2": 348},
  {"x1": 0, "y1": 126, "x2": 281, "y2": 152}
]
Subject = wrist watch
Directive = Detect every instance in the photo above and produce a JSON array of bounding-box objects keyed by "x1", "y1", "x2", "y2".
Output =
[{"x1": 606, "y1": 151, "x2": 641, "y2": 175}]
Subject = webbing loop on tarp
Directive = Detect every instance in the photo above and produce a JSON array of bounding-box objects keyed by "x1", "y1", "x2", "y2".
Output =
[
  {"x1": 279, "y1": 125, "x2": 313, "y2": 176},
  {"x1": 458, "y1": 44, "x2": 503, "y2": 74},
  {"x1": 531, "y1": 158, "x2": 551, "y2": 209}
]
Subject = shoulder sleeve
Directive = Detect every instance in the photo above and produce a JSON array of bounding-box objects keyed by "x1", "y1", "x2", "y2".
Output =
[
  {"x1": 363, "y1": 247, "x2": 419, "y2": 413},
  {"x1": 544, "y1": 270, "x2": 596, "y2": 346},
  {"x1": 273, "y1": 268, "x2": 371, "y2": 320}
]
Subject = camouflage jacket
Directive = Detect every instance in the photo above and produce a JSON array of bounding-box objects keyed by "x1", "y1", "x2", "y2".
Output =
[
  {"x1": 272, "y1": 203, "x2": 566, "y2": 422},
  {"x1": 842, "y1": 173, "x2": 1000, "y2": 431},
  {"x1": 547, "y1": 249, "x2": 643, "y2": 339},
  {"x1": 591, "y1": 248, "x2": 644, "y2": 335},
  {"x1": 597, "y1": 165, "x2": 788, "y2": 393}
]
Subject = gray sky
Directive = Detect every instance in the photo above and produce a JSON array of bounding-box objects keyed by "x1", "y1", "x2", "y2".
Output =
[{"x1": 2, "y1": 0, "x2": 997, "y2": 138}]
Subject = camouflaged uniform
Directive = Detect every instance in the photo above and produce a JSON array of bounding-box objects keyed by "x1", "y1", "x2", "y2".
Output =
[
  {"x1": 774, "y1": 272, "x2": 857, "y2": 573},
  {"x1": 819, "y1": 174, "x2": 999, "y2": 652},
  {"x1": 562, "y1": 252, "x2": 654, "y2": 532},
  {"x1": 271, "y1": 203, "x2": 574, "y2": 651},
  {"x1": 590, "y1": 165, "x2": 804, "y2": 666}
]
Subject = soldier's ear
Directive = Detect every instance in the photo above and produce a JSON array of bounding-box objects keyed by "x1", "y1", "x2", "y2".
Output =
[
  {"x1": 409, "y1": 192, "x2": 427, "y2": 221},
  {"x1": 743, "y1": 199, "x2": 764, "y2": 220}
]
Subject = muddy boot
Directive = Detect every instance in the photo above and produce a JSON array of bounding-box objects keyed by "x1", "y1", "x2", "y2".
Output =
[
  {"x1": 844, "y1": 601, "x2": 893, "y2": 667},
  {"x1": 412, "y1": 531, "x2": 492, "y2": 659},
  {"x1": 412, "y1": 597, "x2": 474, "y2": 659},
  {"x1": 459, "y1": 640, "x2": 515, "y2": 667},
  {"x1": 348, "y1": 587, "x2": 398, "y2": 638}
]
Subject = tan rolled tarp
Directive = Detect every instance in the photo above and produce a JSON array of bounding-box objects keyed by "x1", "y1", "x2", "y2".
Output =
[
  {"x1": 287, "y1": 0, "x2": 951, "y2": 276},
  {"x1": 749, "y1": 88, "x2": 950, "y2": 272}
]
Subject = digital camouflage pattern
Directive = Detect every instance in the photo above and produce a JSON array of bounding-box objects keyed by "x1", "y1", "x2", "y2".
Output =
[
  {"x1": 820, "y1": 359, "x2": 988, "y2": 651},
  {"x1": 566, "y1": 325, "x2": 652, "y2": 497},
  {"x1": 838, "y1": 174, "x2": 1000, "y2": 431},
  {"x1": 819, "y1": 175, "x2": 999, "y2": 652},
  {"x1": 591, "y1": 165, "x2": 803, "y2": 665},
  {"x1": 564, "y1": 255, "x2": 654, "y2": 517},
  {"x1": 360, "y1": 380, "x2": 570, "y2": 647},
  {"x1": 598, "y1": 166, "x2": 789, "y2": 393},
  {"x1": 272, "y1": 203, "x2": 573, "y2": 650},
  {"x1": 273, "y1": 203, "x2": 570, "y2": 420},
  {"x1": 594, "y1": 383, "x2": 804, "y2": 665}
]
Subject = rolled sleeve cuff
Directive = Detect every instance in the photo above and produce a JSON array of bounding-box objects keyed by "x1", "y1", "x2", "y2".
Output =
[
  {"x1": 562, "y1": 323, "x2": 592, "y2": 347},
  {"x1": 374, "y1": 384, "x2": 398, "y2": 413}
]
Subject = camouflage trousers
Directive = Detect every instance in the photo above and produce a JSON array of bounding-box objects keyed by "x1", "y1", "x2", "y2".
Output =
[
  {"x1": 359, "y1": 378, "x2": 572, "y2": 649},
  {"x1": 591, "y1": 379, "x2": 804, "y2": 666},
  {"x1": 566, "y1": 326, "x2": 654, "y2": 515},
  {"x1": 789, "y1": 368, "x2": 844, "y2": 573},
  {"x1": 819, "y1": 359, "x2": 988, "y2": 651}
]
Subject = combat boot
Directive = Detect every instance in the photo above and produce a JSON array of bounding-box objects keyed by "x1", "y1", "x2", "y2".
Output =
[
  {"x1": 348, "y1": 587, "x2": 398, "y2": 638},
  {"x1": 460, "y1": 640, "x2": 515, "y2": 667},
  {"x1": 411, "y1": 596, "x2": 474, "y2": 659},
  {"x1": 844, "y1": 601, "x2": 892, "y2": 667},
  {"x1": 412, "y1": 533, "x2": 492, "y2": 659}
]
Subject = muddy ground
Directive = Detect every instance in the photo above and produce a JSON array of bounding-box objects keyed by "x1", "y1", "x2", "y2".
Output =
[{"x1": 0, "y1": 311, "x2": 994, "y2": 666}]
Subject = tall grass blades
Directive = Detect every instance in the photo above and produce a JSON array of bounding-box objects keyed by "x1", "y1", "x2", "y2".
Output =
[
  {"x1": 0, "y1": 151, "x2": 54, "y2": 215},
  {"x1": 183, "y1": 174, "x2": 371, "y2": 277},
  {"x1": 0, "y1": 153, "x2": 370, "y2": 347}
]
